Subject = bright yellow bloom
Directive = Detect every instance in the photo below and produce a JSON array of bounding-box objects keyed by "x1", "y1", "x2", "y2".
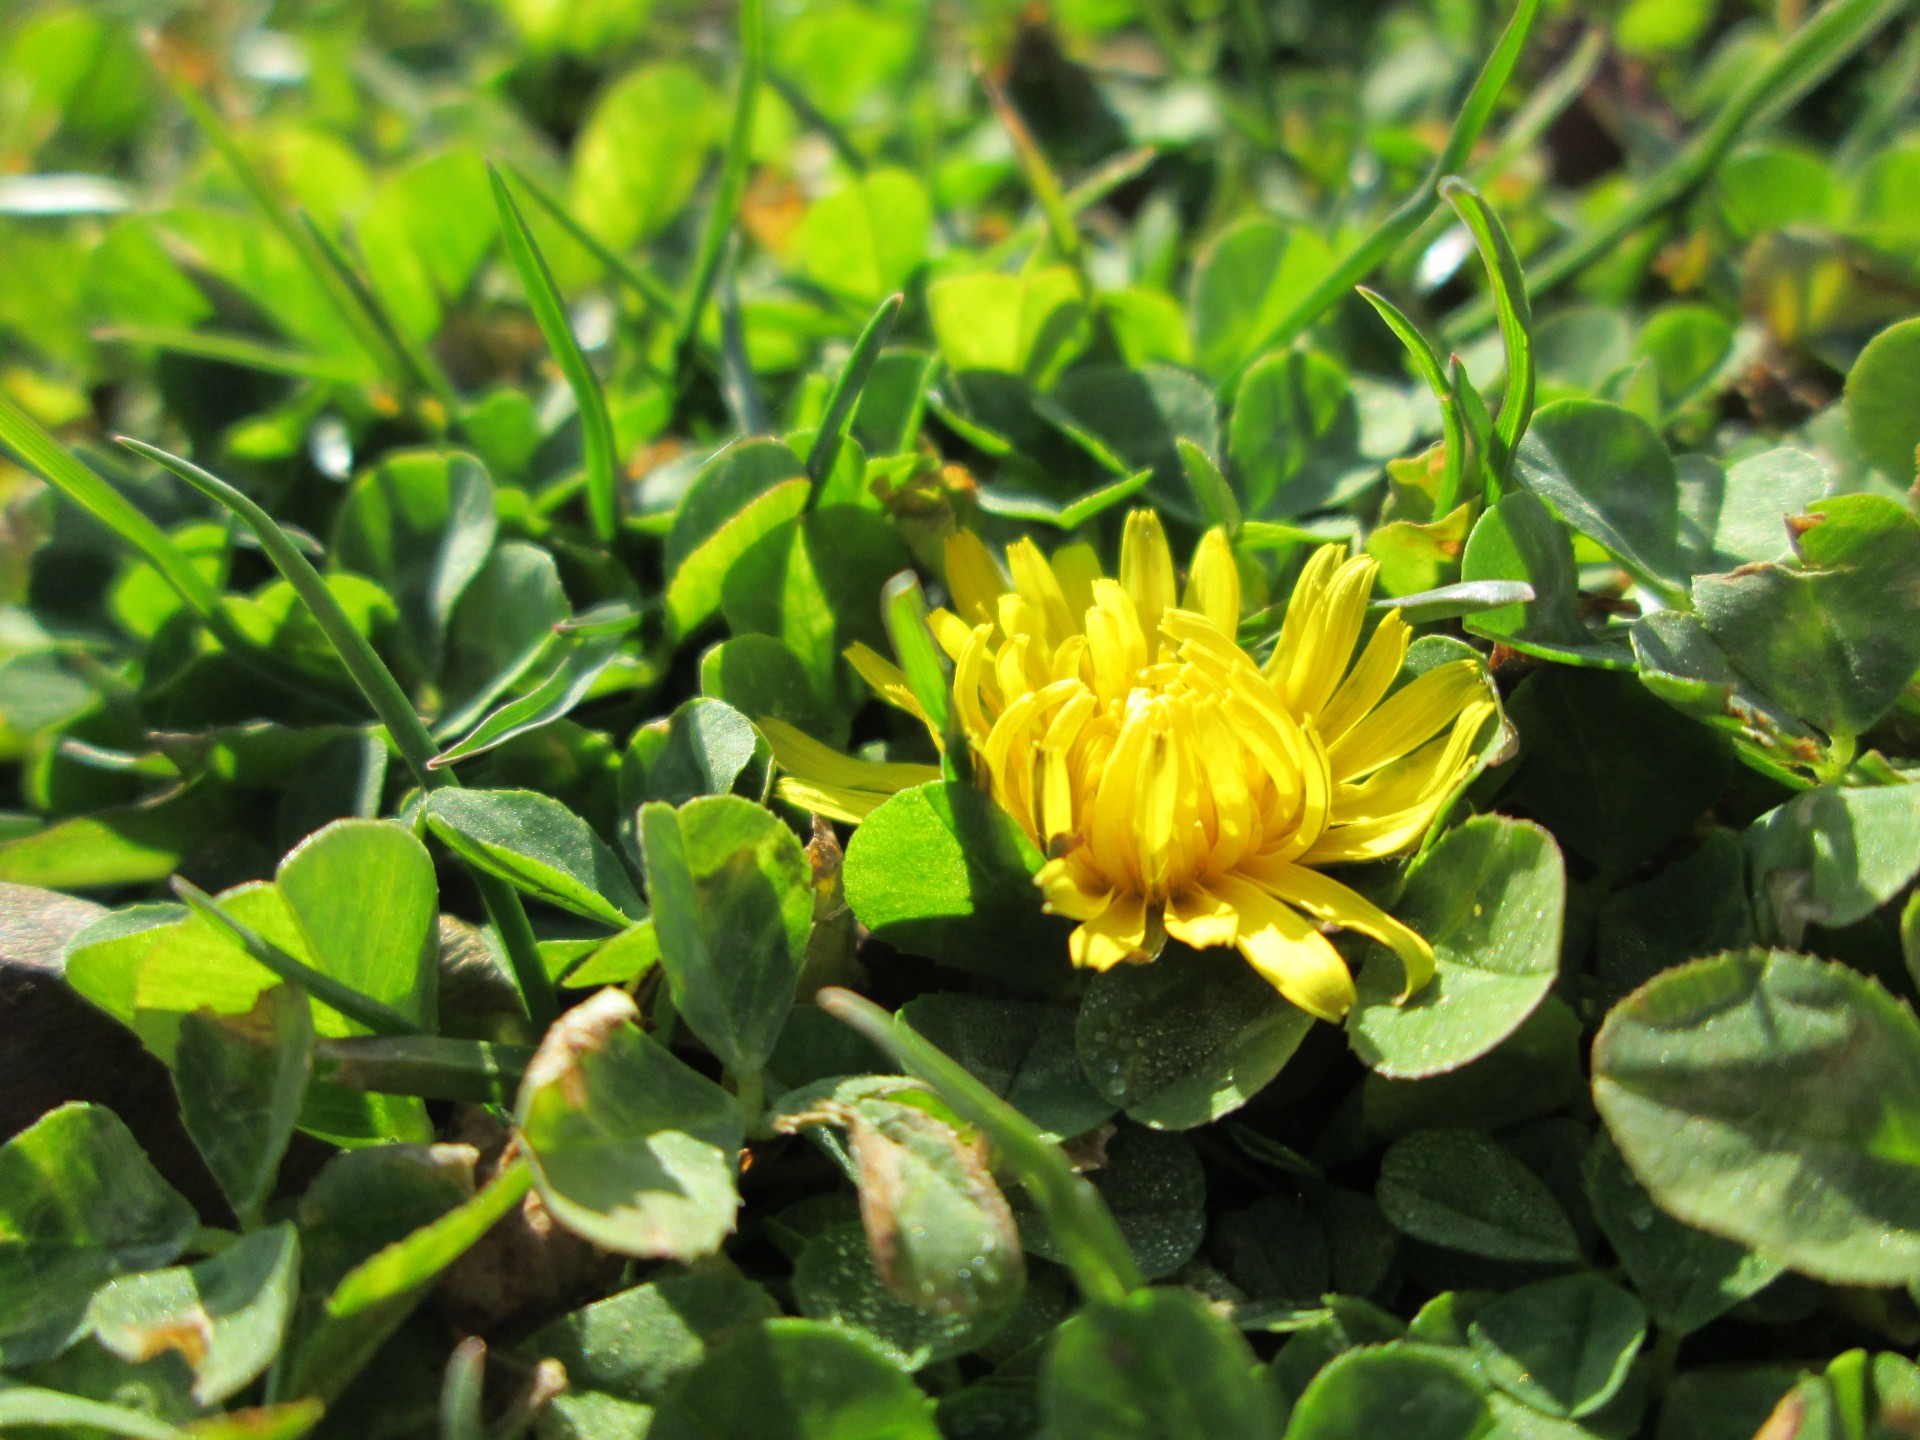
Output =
[{"x1": 759, "y1": 512, "x2": 1496, "y2": 1021}]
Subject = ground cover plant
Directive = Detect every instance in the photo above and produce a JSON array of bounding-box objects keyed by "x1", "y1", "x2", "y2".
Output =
[{"x1": 1, "y1": 0, "x2": 1919, "y2": 1434}]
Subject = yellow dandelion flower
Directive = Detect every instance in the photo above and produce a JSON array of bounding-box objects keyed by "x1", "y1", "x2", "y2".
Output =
[{"x1": 758, "y1": 511, "x2": 1497, "y2": 1021}]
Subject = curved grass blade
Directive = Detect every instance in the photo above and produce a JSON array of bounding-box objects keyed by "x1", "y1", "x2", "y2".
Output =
[
  {"x1": 0, "y1": 393, "x2": 222, "y2": 620},
  {"x1": 1440, "y1": 177, "x2": 1532, "y2": 482},
  {"x1": 1445, "y1": 0, "x2": 1906, "y2": 335},
  {"x1": 158, "y1": 66, "x2": 410, "y2": 393},
  {"x1": 805, "y1": 294, "x2": 903, "y2": 504},
  {"x1": 1224, "y1": 0, "x2": 1541, "y2": 383},
  {"x1": 94, "y1": 327, "x2": 371, "y2": 385},
  {"x1": 980, "y1": 66, "x2": 1085, "y2": 286},
  {"x1": 117, "y1": 438, "x2": 558, "y2": 1028},
  {"x1": 816, "y1": 986, "x2": 1142, "y2": 1306},
  {"x1": 672, "y1": 0, "x2": 766, "y2": 380},
  {"x1": 980, "y1": 145, "x2": 1158, "y2": 270},
  {"x1": 296, "y1": 213, "x2": 464, "y2": 427},
  {"x1": 498, "y1": 163, "x2": 678, "y2": 320},
  {"x1": 172, "y1": 877, "x2": 420, "y2": 1037},
  {"x1": 1356, "y1": 287, "x2": 1468, "y2": 514},
  {"x1": 314, "y1": 1035, "x2": 535, "y2": 1104},
  {"x1": 490, "y1": 165, "x2": 619, "y2": 542}
]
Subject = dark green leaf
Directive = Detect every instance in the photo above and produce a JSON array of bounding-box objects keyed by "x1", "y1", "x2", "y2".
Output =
[
  {"x1": 1468, "y1": 1273, "x2": 1646, "y2": 1419},
  {"x1": 1281, "y1": 1342, "x2": 1490, "y2": 1440},
  {"x1": 1075, "y1": 941, "x2": 1314, "y2": 1130},
  {"x1": 1013, "y1": 1124, "x2": 1204, "y2": 1281},
  {"x1": 1597, "y1": 950, "x2": 1920, "y2": 1286},
  {"x1": 1583, "y1": 1130, "x2": 1781, "y2": 1336},
  {"x1": 1461, "y1": 492, "x2": 1633, "y2": 668},
  {"x1": 1512, "y1": 399, "x2": 1684, "y2": 594},
  {"x1": 648, "y1": 1319, "x2": 940, "y2": 1440},
  {"x1": 519, "y1": 1266, "x2": 777, "y2": 1433},
  {"x1": 89, "y1": 1223, "x2": 300, "y2": 1406},
  {"x1": 173, "y1": 985, "x2": 313, "y2": 1225},
  {"x1": 1348, "y1": 815, "x2": 1565, "y2": 1077},
  {"x1": 1040, "y1": 1286, "x2": 1282, "y2": 1440},
  {"x1": 1844, "y1": 315, "x2": 1920, "y2": 480},
  {"x1": 1694, "y1": 494, "x2": 1920, "y2": 739},
  {"x1": 1505, "y1": 667, "x2": 1733, "y2": 874},
  {"x1": 901, "y1": 994, "x2": 1112, "y2": 1140},
  {"x1": 329, "y1": 449, "x2": 496, "y2": 683},
  {"x1": 1744, "y1": 784, "x2": 1920, "y2": 943},
  {"x1": 1376, "y1": 1128, "x2": 1581, "y2": 1263}
]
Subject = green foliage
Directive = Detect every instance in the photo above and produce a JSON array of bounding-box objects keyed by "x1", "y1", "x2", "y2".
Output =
[{"x1": 0, "y1": 0, "x2": 1918, "y2": 1431}]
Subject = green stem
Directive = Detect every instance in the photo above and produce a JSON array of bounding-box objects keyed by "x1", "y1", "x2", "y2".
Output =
[{"x1": 1445, "y1": 0, "x2": 1909, "y2": 337}]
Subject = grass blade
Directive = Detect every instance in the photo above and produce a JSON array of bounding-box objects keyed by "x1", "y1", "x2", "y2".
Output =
[
  {"x1": 1444, "y1": 0, "x2": 1907, "y2": 336},
  {"x1": 117, "y1": 438, "x2": 558, "y2": 1027},
  {"x1": 1356, "y1": 287, "x2": 1470, "y2": 514},
  {"x1": 816, "y1": 986, "x2": 1142, "y2": 1305},
  {"x1": 499, "y1": 162, "x2": 678, "y2": 319},
  {"x1": 672, "y1": 0, "x2": 766, "y2": 379},
  {"x1": 980, "y1": 66, "x2": 1086, "y2": 286},
  {"x1": 1224, "y1": 0, "x2": 1541, "y2": 383},
  {"x1": 805, "y1": 293, "x2": 903, "y2": 503},
  {"x1": 158, "y1": 65, "x2": 411, "y2": 393},
  {"x1": 0, "y1": 393, "x2": 221, "y2": 620},
  {"x1": 296, "y1": 213, "x2": 464, "y2": 427},
  {"x1": 172, "y1": 877, "x2": 421, "y2": 1036},
  {"x1": 490, "y1": 165, "x2": 619, "y2": 541},
  {"x1": 980, "y1": 146, "x2": 1158, "y2": 270},
  {"x1": 1438, "y1": 177, "x2": 1533, "y2": 482},
  {"x1": 314, "y1": 1035, "x2": 535, "y2": 1104},
  {"x1": 94, "y1": 327, "x2": 372, "y2": 385}
]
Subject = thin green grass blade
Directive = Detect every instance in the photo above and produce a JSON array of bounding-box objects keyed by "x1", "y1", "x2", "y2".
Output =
[
  {"x1": 1438, "y1": 177, "x2": 1533, "y2": 483},
  {"x1": 296, "y1": 213, "x2": 464, "y2": 427},
  {"x1": 1224, "y1": 0, "x2": 1541, "y2": 383},
  {"x1": 981, "y1": 67, "x2": 1085, "y2": 283},
  {"x1": 805, "y1": 293, "x2": 902, "y2": 502},
  {"x1": 500, "y1": 163, "x2": 679, "y2": 319},
  {"x1": 816, "y1": 986, "x2": 1143, "y2": 1306},
  {"x1": 172, "y1": 877, "x2": 421, "y2": 1037},
  {"x1": 980, "y1": 146, "x2": 1158, "y2": 269},
  {"x1": 672, "y1": 0, "x2": 766, "y2": 379},
  {"x1": 94, "y1": 327, "x2": 372, "y2": 385},
  {"x1": 490, "y1": 166, "x2": 619, "y2": 541},
  {"x1": 0, "y1": 393, "x2": 221, "y2": 619},
  {"x1": 159, "y1": 68, "x2": 411, "y2": 392},
  {"x1": 117, "y1": 438, "x2": 558, "y2": 1027},
  {"x1": 1357, "y1": 287, "x2": 1470, "y2": 513}
]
